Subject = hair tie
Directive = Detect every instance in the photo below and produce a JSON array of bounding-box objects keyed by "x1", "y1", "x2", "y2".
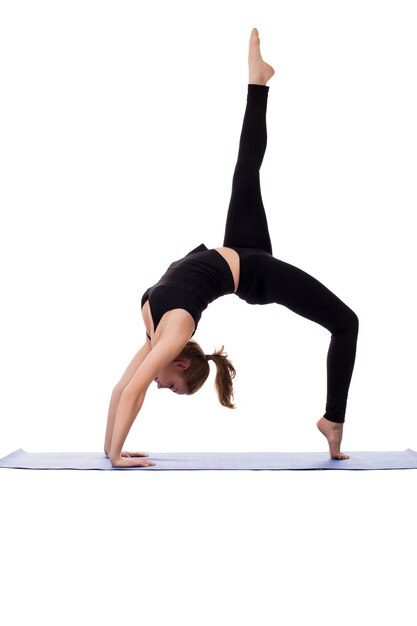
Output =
[{"x1": 205, "y1": 354, "x2": 212, "y2": 362}]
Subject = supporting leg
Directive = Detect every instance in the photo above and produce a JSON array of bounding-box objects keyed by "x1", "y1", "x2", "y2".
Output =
[{"x1": 247, "y1": 253, "x2": 359, "y2": 458}]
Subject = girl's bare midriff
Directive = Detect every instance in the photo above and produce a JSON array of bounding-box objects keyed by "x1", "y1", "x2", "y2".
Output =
[{"x1": 214, "y1": 247, "x2": 240, "y2": 293}]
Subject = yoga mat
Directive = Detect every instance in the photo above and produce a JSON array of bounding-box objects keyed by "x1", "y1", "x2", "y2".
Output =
[{"x1": 1, "y1": 448, "x2": 417, "y2": 470}]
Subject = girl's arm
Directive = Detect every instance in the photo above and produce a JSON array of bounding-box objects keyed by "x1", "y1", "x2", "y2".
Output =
[
  {"x1": 108, "y1": 329, "x2": 191, "y2": 466},
  {"x1": 104, "y1": 336, "x2": 152, "y2": 455}
]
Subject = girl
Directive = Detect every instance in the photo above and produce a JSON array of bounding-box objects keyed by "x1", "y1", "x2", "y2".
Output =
[{"x1": 104, "y1": 28, "x2": 359, "y2": 467}]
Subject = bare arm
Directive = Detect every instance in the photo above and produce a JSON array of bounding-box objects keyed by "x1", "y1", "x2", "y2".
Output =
[
  {"x1": 108, "y1": 329, "x2": 191, "y2": 466},
  {"x1": 104, "y1": 337, "x2": 152, "y2": 455}
]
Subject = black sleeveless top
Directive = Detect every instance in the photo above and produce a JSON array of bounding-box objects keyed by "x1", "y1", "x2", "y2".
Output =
[{"x1": 141, "y1": 244, "x2": 235, "y2": 337}]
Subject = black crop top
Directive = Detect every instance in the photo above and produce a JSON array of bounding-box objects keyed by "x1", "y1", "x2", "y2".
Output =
[{"x1": 141, "y1": 244, "x2": 235, "y2": 337}]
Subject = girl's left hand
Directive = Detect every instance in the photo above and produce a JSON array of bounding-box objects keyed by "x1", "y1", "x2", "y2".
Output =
[{"x1": 121, "y1": 451, "x2": 149, "y2": 458}]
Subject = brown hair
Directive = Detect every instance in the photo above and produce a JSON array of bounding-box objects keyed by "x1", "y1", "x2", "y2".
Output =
[{"x1": 177, "y1": 340, "x2": 236, "y2": 409}]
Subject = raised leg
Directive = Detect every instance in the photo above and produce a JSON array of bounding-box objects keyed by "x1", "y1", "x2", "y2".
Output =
[{"x1": 223, "y1": 29, "x2": 276, "y2": 253}]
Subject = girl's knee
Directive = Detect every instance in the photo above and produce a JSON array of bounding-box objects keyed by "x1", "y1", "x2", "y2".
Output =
[
  {"x1": 350, "y1": 309, "x2": 359, "y2": 333},
  {"x1": 331, "y1": 306, "x2": 359, "y2": 336},
  {"x1": 344, "y1": 308, "x2": 359, "y2": 336}
]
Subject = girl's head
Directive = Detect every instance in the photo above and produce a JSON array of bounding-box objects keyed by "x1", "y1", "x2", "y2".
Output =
[{"x1": 154, "y1": 340, "x2": 236, "y2": 408}]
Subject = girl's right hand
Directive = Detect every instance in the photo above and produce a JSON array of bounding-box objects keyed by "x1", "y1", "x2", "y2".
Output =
[{"x1": 111, "y1": 456, "x2": 156, "y2": 468}]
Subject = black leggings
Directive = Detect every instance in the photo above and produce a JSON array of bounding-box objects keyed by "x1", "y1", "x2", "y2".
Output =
[{"x1": 223, "y1": 84, "x2": 359, "y2": 423}]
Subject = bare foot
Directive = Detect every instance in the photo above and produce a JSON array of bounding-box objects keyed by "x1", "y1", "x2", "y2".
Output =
[
  {"x1": 316, "y1": 416, "x2": 350, "y2": 460},
  {"x1": 248, "y1": 27, "x2": 275, "y2": 85}
]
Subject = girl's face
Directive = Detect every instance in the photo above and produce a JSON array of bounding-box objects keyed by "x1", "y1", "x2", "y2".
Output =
[{"x1": 154, "y1": 360, "x2": 189, "y2": 395}]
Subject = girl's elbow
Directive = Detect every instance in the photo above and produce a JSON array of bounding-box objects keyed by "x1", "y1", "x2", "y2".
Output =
[
  {"x1": 120, "y1": 386, "x2": 146, "y2": 411},
  {"x1": 113, "y1": 379, "x2": 128, "y2": 393}
]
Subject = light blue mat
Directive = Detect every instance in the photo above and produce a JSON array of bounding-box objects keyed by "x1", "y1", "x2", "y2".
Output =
[{"x1": 1, "y1": 448, "x2": 417, "y2": 470}]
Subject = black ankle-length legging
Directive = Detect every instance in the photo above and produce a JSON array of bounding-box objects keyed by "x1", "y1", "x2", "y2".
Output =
[{"x1": 223, "y1": 84, "x2": 359, "y2": 423}]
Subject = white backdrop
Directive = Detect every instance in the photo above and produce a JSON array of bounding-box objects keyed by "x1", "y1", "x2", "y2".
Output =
[{"x1": 1, "y1": 1, "x2": 416, "y2": 624}]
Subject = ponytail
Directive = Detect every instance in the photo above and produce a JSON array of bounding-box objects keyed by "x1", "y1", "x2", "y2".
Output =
[
  {"x1": 178, "y1": 340, "x2": 236, "y2": 409},
  {"x1": 205, "y1": 345, "x2": 236, "y2": 409}
]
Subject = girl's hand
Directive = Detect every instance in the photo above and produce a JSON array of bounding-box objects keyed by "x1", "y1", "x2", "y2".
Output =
[
  {"x1": 121, "y1": 451, "x2": 150, "y2": 458},
  {"x1": 111, "y1": 456, "x2": 156, "y2": 468}
]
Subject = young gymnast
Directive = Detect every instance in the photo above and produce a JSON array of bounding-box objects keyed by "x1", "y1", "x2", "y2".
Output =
[{"x1": 104, "y1": 28, "x2": 359, "y2": 467}]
